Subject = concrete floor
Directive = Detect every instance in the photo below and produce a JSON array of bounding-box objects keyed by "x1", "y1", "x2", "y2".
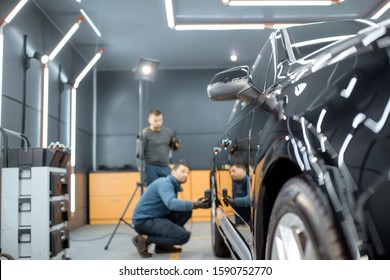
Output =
[{"x1": 67, "y1": 221, "x2": 230, "y2": 260}]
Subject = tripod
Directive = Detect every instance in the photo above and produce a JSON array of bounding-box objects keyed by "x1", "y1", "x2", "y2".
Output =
[
  {"x1": 104, "y1": 180, "x2": 146, "y2": 250},
  {"x1": 104, "y1": 78, "x2": 148, "y2": 250}
]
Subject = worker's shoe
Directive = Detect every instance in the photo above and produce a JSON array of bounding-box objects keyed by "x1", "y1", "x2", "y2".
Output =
[
  {"x1": 132, "y1": 235, "x2": 152, "y2": 258},
  {"x1": 155, "y1": 244, "x2": 182, "y2": 254}
]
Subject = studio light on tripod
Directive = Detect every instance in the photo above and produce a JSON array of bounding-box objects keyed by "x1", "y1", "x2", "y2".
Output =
[
  {"x1": 104, "y1": 57, "x2": 160, "y2": 250},
  {"x1": 135, "y1": 57, "x2": 159, "y2": 82},
  {"x1": 134, "y1": 57, "x2": 159, "y2": 185},
  {"x1": 142, "y1": 65, "x2": 152, "y2": 76}
]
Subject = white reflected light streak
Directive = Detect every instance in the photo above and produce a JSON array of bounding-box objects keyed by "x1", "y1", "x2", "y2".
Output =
[
  {"x1": 362, "y1": 26, "x2": 386, "y2": 47},
  {"x1": 292, "y1": 35, "x2": 354, "y2": 48},
  {"x1": 317, "y1": 109, "x2": 327, "y2": 133},
  {"x1": 365, "y1": 97, "x2": 390, "y2": 133},
  {"x1": 329, "y1": 46, "x2": 357, "y2": 65},
  {"x1": 340, "y1": 77, "x2": 358, "y2": 99},
  {"x1": 291, "y1": 138, "x2": 305, "y2": 171}
]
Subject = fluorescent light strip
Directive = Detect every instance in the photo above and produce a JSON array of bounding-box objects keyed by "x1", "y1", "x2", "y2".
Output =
[
  {"x1": 70, "y1": 87, "x2": 77, "y2": 167},
  {"x1": 70, "y1": 86, "x2": 76, "y2": 213},
  {"x1": 70, "y1": 49, "x2": 103, "y2": 213},
  {"x1": 80, "y1": 9, "x2": 102, "y2": 37},
  {"x1": 2, "y1": 0, "x2": 29, "y2": 26},
  {"x1": 70, "y1": 173, "x2": 76, "y2": 212},
  {"x1": 174, "y1": 23, "x2": 265, "y2": 30},
  {"x1": 165, "y1": 0, "x2": 175, "y2": 28},
  {"x1": 223, "y1": 0, "x2": 341, "y2": 6},
  {"x1": 0, "y1": 33, "x2": 3, "y2": 127},
  {"x1": 165, "y1": 0, "x2": 299, "y2": 30},
  {"x1": 41, "y1": 65, "x2": 49, "y2": 147},
  {"x1": 74, "y1": 48, "x2": 103, "y2": 88},
  {"x1": 371, "y1": 1, "x2": 390, "y2": 19},
  {"x1": 49, "y1": 17, "x2": 83, "y2": 61},
  {"x1": 165, "y1": 0, "x2": 264, "y2": 30}
]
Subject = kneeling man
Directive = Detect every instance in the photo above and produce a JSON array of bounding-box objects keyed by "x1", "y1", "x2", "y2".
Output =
[{"x1": 132, "y1": 163, "x2": 210, "y2": 257}]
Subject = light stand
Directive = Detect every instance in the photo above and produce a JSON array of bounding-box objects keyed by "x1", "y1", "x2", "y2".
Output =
[
  {"x1": 137, "y1": 79, "x2": 147, "y2": 189},
  {"x1": 104, "y1": 57, "x2": 159, "y2": 250}
]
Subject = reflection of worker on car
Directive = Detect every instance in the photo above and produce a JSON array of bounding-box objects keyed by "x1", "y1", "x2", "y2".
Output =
[{"x1": 224, "y1": 164, "x2": 250, "y2": 224}]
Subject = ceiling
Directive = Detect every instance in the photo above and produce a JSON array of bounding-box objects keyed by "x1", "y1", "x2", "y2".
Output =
[{"x1": 15, "y1": 0, "x2": 390, "y2": 71}]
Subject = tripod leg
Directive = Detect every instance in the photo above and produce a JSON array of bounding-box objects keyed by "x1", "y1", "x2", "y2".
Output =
[{"x1": 104, "y1": 184, "x2": 139, "y2": 250}]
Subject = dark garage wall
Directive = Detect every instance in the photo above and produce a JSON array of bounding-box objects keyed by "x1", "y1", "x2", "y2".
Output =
[
  {"x1": 97, "y1": 69, "x2": 234, "y2": 170},
  {"x1": 0, "y1": 0, "x2": 95, "y2": 228}
]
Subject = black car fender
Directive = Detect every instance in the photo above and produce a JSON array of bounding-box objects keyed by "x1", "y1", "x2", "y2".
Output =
[{"x1": 252, "y1": 134, "x2": 302, "y2": 259}]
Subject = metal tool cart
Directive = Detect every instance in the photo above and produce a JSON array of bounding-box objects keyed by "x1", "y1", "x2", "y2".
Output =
[{"x1": 1, "y1": 128, "x2": 71, "y2": 259}]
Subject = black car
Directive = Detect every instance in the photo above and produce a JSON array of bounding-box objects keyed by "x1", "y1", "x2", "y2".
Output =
[{"x1": 207, "y1": 19, "x2": 390, "y2": 260}]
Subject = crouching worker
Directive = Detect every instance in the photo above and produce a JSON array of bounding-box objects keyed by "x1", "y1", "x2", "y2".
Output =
[{"x1": 131, "y1": 163, "x2": 211, "y2": 258}]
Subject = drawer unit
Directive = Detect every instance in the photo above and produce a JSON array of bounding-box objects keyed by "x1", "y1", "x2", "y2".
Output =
[
  {"x1": 89, "y1": 172, "x2": 140, "y2": 224},
  {"x1": 1, "y1": 167, "x2": 70, "y2": 259},
  {"x1": 89, "y1": 170, "x2": 214, "y2": 224}
]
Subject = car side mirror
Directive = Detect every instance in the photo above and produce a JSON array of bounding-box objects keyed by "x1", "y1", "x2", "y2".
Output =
[{"x1": 207, "y1": 66, "x2": 260, "y2": 102}]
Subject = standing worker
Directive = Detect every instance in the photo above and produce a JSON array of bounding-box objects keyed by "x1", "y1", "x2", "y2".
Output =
[
  {"x1": 132, "y1": 163, "x2": 211, "y2": 258},
  {"x1": 137, "y1": 109, "x2": 180, "y2": 185}
]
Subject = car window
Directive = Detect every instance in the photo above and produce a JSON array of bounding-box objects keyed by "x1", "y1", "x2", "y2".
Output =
[
  {"x1": 227, "y1": 100, "x2": 247, "y2": 125},
  {"x1": 265, "y1": 50, "x2": 276, "y2": 89},
  {"x1": 251, "y1": 40, "x2": 273, "y2": 92},
  {"x1": 275, "y1": 30, "x2": 288, "y2": 63}
]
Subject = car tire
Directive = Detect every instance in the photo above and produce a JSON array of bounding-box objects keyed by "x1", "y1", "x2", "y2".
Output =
[{"x1": 265, "y1": 176, "x2": 346, "y2": 259}]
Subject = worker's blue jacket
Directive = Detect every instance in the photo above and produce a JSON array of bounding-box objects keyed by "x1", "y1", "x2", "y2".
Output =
[{"x1": 132, "y1": 175, "x2": 192, "y2": 225}]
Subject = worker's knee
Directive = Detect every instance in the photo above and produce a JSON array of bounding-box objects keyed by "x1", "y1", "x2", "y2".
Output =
[{"x1": 177, "y1": 230, "x2": 191, "y2": 245}]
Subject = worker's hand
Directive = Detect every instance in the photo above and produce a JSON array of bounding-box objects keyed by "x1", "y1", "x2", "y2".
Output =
[
  {"x1": 170, "y1": 137, "x2": 181, "y2": 150},
  {"x1": 193, "y1": 197, "x2": 211, "y2": 209},
  {"x1": 223, "y1": 196, "x2": 236, "y2": 207}
]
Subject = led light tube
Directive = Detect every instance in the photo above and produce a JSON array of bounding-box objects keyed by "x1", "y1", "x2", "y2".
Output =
[{"x1": 74, "y1": 48, "x2": 103, "y2": 88}]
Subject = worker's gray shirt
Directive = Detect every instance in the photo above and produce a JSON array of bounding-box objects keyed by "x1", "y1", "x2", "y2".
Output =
[{"x1": 142, "y1": 127, "x2": 173, "y2": 166}]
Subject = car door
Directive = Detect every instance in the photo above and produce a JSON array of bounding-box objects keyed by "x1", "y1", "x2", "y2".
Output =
[{"x1": 214, "y1": 99, "x2": 254, "y2": 242}]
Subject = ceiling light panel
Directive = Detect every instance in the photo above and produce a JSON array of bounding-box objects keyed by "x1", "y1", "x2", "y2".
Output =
[
  {"x1": 223, "y1": 0, "x2": 344, "y2": 6},
  {"x1": 164, "y1": 0, "x2": 353, "y2": 31}
]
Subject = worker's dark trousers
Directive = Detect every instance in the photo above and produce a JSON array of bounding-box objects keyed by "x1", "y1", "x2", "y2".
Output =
[
  {"x1": 145, "y1": 163, "x2": 171, "y2": 185},
  {"x1": 134, "y1": 210, "x2": 192, "y2": 245}
]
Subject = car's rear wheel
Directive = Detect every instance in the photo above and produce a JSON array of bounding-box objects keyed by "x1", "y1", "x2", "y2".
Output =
[
  {"x1": 265, "y1": 176, "x2": 346, "y2": 259},
  {"x1": 210, "y1": 176, "x2": 230, "y2": 258}
]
